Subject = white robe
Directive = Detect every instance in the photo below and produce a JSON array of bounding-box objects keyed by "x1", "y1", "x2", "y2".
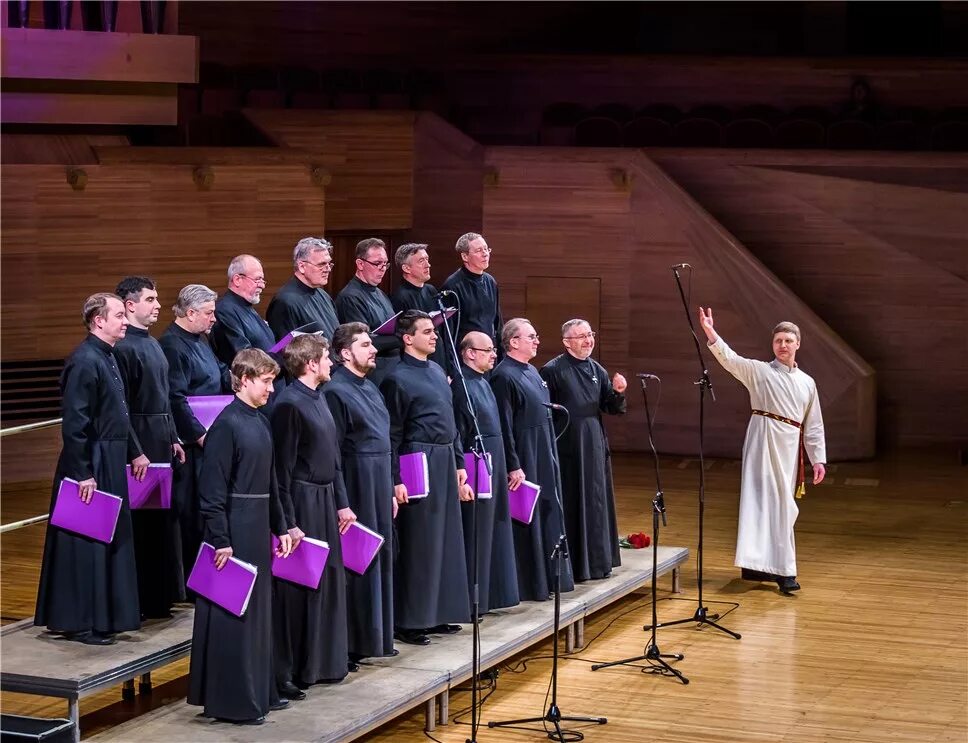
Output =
[{"x1": 708, "y1": 337, "x2": 826, "y2": 577}]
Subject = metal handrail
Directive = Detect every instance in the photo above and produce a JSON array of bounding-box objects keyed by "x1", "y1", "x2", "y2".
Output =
[
  {"x1": 1, "y1": 417, "x2": 61, "y2": 532},
  {"x1": 0, "y1": 418, "x2": 63, "y2": 438}
]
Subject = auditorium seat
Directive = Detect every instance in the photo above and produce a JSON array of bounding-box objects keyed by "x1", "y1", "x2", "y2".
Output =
[
  {"x1": 874, "y1": 120, "x2": 919, "y2": 150},
  {"x1": 364, "y1": 69, "x2": 412, "y2": 110},
  {"x1": 574, "y1": 116, "x2": 623, "y2": 147},
  {"x1": 774, "y1": 118, "x2": 825, "y2": 148},
  {"x1": 673, "y1": 117, "x2": 723, "y2": 147},
  {"x1": 539, "y1": 102, "x2": 587, "y2": 146},
  {"x1": 591, "y1": 103, "x2": 635, "y2": 124},
  {"x1": 623, "y1": 116, "x2": 674, "y2": 147},
  {"x1": 237, "y1": 65, "x2": 284, "y2": 108},
  {"x1": 723, "y1": 118, "x2": 775, "y2": 148},
  {"x1": 930, "y1": 121, "x2": 968, "y2": 151},
  {"x1": 635, "y1": 104, "x2": 682, "y2": 124},
  {"x1": 827, "y1": 119, "x2": 876, "y2": 149},
  {"x1": 324, "y1": 69, "x2": 371, "y2": 109}
]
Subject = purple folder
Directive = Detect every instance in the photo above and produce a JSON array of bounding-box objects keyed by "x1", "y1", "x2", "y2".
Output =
[
  {"x1": 372, "y1": 311, "x2": 403, "y2": 336},
  {"x1": 340, "y1": 522, "x2": 386, "y2": 575},
  {"x1": 463, "y1": 451, "x2": 493, "y2": 500},
  {"x1": 50, "y1": 478, "x2": 123, "y2": 543},
  {"x1": 509, "y1": 480, "x2": 541, "y2": 524},
  {"x1": 186, "y1": 542, "x2": 258, "y2": 617},
  {"x1": 430, "y1": 307, "x2": 457, "y2": 327},
  {"x1": 126, "y1": 464, "x2": 173, "y2": 510},
  {"x1": 399, "y1": 451, "x2": 430, "y2": 499},
  {"x1": 271, "y1": 535, "x2": 330, "y2": 589},
  {"x1": 187, "y1": 395, "x2": 234, "y2": 430},
  {"x1": 269, "y1": 321, "x2": 327, "y2": 354}
]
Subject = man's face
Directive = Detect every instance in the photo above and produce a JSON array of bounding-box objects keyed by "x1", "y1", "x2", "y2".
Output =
[
  {"x1": 405, "y1": 318, "x2": 437, "y2": 358},
  {"x1": 461, "y1": 237, "x2": 491, "y2": 274},
  {"x1": 512, "y1": 322, "x2": 539, "y2": 360},
  {"x1": 233, "y1": 259, "x2": 266, "y2": 304},
  {"x1": 240, "y1": 371, "x2": 275, "y2": 408},
  {"x1": 562, "y1": 322, "x2": 595, "y2": 361},
  {"x1": 404, "y1": 249, "x2": 432, "y2": 284},
  {"x1": 127, "y1": 288, "x2": 161, "y2": 328},
  {"x1": 464, "y1": 335, "x2": 497, "y2": 373},
  {"x1": 96, "y1": 298, "x2": 129, "y2": 343},
  {"x1": 356, "y1": 247, "x2": 389, "y2": 287},
  {"x1": 187, "y1": 301, "x2": 217, "y2": 335},
  {"x1": 298, "y1": 249, "x2": 334, "y2": 288},
  {"x1": 772, "y1": 332, "x2": 800, "y2": 366},
  {"x1": 344, "y1": 333, "x2": 377, "y2": 374},
  {"x1": 311, "y1": 353, "x2": 334, "y2": 385}
]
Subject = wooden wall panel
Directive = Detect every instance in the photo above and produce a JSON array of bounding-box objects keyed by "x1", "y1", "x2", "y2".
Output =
[
  {"x1": 0, "y1": 162, "x2": 325, "y2": 361},
  {"x1": 654, "y1": 150, "x2": 968, "y2": 448},
  {"x1": 525, "y1": 277, "x2": 602, "y2": 368}
]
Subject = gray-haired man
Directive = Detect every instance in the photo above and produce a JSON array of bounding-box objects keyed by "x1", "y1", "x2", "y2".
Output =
[{"x1": 266, "y1": 237, "x2": 340, "y2": 344}]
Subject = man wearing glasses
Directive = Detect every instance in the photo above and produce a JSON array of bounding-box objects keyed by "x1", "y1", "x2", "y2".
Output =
[
  {"x1": 540, "y1": 319, "x2": 626, "y2": 582},
  {"x1": 390, "y1": 242, "x2": 446, "y2": 369},
  {"x1": 452, "y1": 331, "x2": 520, "y2": 614},
  {"x1": 491, "y1": 318, "x2": 575, "y2": 601},
  {"x1": 335, "y1": 238, "x2": 400, "y2": 387},
  {"x1": 441, "y1": 232, "x2": 503, "y2": 375},
  {"x1": 266, "y1": 237, "x2": 340, "y2": 347}
]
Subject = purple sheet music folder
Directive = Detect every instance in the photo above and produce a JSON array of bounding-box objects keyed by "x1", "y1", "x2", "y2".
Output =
[
  {"x1": 50, "y1": 478, "x2": 123, "y2": 543},
  {"x1": 269, "y1": 321, "x2": 326, "y2": 354},
  {"x1": 126, "y1": 464, "x2": 173, "y2": 510},
  {"x1": 399, "y1": 451, "x2": 430, "y2": 499},
  {"x1": 463, "y1": 451, "x2": 493, "y2": 500},
  {"x1": 340, "y1": 522, "x2": 385, "y2": 575},
  {"x1": 187, "y1": 395, "x2": 234, "y2": 430},
  {"x1": 372, "y1": 311, "x2": 403, "y2": 336},
  {"x1": 186, "y1": 542, "x2": 258, "y2": 617},
  {"x1": 431, "y1": 307, "x2": 457, "y2": 327},
  {"x1": 509, "y1": 480, "x2": 541, "y2": 524},
  {"x1": 271, "y1": 535, "x2": 330, "y2": 589}
]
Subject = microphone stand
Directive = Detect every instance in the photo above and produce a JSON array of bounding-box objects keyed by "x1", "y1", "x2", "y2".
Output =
[
  {"x1": 489, "y1": 405, "x2": 607, "y2": 742},
  {"x1": 591, "y1": 375, "x2": 688, "y2": 683},
  {"x1": 434, "y1": 292, "x2": 491, "y2": 743},
  {"x1": 644, "y1": 266, "x2": 740, "y2": 640}
]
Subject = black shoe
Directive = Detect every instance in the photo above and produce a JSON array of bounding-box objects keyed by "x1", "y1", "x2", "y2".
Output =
[
  {"x1": 220, "y1": 716, "x2": 265, "y2": 726},
  {"x1": 741, "y1": 568, "x2": 774, "y2": 582},
  {"x1": 777, "y1": 576, "x2": 801, "y2": 595},
  {"x1": 347, "y1": 661, "x2": 360, "y2": 673},
  {"x1": 388, "y1": 647, "x2": 400, "y2": 657},
  {"x1": 394, "y1": 629, "x2": 431, "y2": 646},
  {"x1": 269, "y1": 699, "x2": 290, "y2": 712},
  {"x1": 278, "y1": 681, "x2": 306, "y2": 701},
  {"x1": 75, "y1": 632, "x2": 116, "y2": 646},
  {"x1": 427, "y1": 623, "x2": 462, "y2": 635},
  {"x1": 348, "y1": 652, "x2": 366, "y2": 664}
]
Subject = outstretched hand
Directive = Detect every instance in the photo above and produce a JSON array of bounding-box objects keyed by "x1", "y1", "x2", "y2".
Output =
[{"x1": 698, "y1": 307, "x2": 718, "y2": 343}]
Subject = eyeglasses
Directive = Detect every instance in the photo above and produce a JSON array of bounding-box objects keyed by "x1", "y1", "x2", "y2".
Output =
[
  {"x1": 469, "y1": 246, "x2": 492, "y2": 256},
  {"x1": 303, "y1": 259, "x2": 334, "y2": 270},
  {"x1": 564, "y1": 332, "x2": 596, "y2": 341},
  {"x1": 237, "y1": 274, "x2": 267, "y2": 286},
  {"x1": 470, "y1": 346, "x2": 497, "y2": 354},
  {"x1": 360, "y1": 258, "x2": 390, "y2": 269},
  {"x1": 513, "y1": 334, "x2": 539, "y2": 342}
]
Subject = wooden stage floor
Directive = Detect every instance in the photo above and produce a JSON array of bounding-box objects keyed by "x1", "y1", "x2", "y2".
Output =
[{"x1": 2, "y1": 449, "x2": 966, "y2": 743}]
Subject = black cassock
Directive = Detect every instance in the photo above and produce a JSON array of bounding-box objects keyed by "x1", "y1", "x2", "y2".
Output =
[
  {"x1": 159, "y1": 322, "x2": 230, "y2": 583},
  {"x1": 441, "y1": 266, "x2": 503, "y2": 373},
  {"x1": 540, "y1": 353, "x2": 624, "y2": 581},
  {"x1": 35, "y1": 335, "x2": 141, "y2": 635},
  {"x1": 270, "y1": 380, "x2": 349, "y2": 685},
  {"x1": 323, "y1": 365, "x2": 395, "y2": 658},
  {"x1": 335, "y1": 277, "x2": 400, "y2": 388},
  {"x1": 390, "y1": 279, "x2": 446, "y2": 368},
  {"x1": 490, "y1": 357, "x2": 575, "y2": 601},
  {"x1": 210, "y1": 290, "x2": 285, "y2": 411},
  {"x1": 188, "y1": 397, "x2": 288, "y2": 722},
  {"x1": 266, "y1": 276, "x2": 339, "y2": 344},
  {"x1": 114, "y1": 325, "x2": 185, "y2": 617},
  {"x1": 380, "y1": 354, "x2": 470, "y2": 630},
  {"x1": 452, "y1": 364, "x2": 520, "y2": 613}
]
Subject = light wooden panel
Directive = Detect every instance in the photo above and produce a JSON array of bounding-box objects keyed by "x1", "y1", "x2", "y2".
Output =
[
  {"x1": 654, "y1": 150, "x2": 968, "y2": 448},
  {"x1": 243, "y1": 109, "x2": 414, "y2": 232},
  {"x1": 0, "y1": 161, "x2": 325, "y2": 361},
  {"x1": 525, "y1": 276, "x2": 601, "y2": 368},
  {"x1": 1, "y1": 89, "x2": 178, "y2": 126}
]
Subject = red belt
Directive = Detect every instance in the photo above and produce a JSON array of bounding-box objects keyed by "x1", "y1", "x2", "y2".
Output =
[{"x1": 751, "y1": 409, "x2": 807, "y2": 499}]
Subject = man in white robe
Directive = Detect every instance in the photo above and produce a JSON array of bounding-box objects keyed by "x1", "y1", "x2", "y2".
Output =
[{"x1": 699, "y1": 307, "x2": 826, "y2": 595}]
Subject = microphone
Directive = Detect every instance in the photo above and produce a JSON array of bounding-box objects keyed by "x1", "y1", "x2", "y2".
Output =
[
  {"x1": 671, "y1": 263, "x2": 691, "y2": 270},
  {"x1": 541, "y1": 402, "x2": 567, "y2": 412},
  {"x1": 435, "y1": 289, "x2": 457, "y2": 298},
  {"x1": 636, "y1": 373, "x2": 660, "y2": 380}
]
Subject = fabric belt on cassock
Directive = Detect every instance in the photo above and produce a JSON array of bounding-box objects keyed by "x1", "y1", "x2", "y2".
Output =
[
  {"x1": 231, "y1": 492, "x2": 269, "y2": 499},
  {"x1": 751, "y1": 409, "x2": 807, "y2": 499}
]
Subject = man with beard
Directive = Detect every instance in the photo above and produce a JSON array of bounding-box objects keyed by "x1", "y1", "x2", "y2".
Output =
[
  {"x1": 335, "y1": 238, "x2": 400, "y2": 387},
  {"x1": 540, "y1": 319, "x2": 625, "y2": 582},
  {"x1": 114, "y1": 276, "x2": 187, "y2": 618},
  {"x1": 188, "y1": 349, "x2": 293, "y2": 725},
  {"x1": 159, "y1": 284, "x2": 231, "y2": 580},
  {"x1": 380, "y1": 310, "x2": 471, "y2": 645},
  {"x1": 323, "y1": 322, "x2": 396, "y2": 660},
  {"x1": 390, "y1": 242, "x2": 445, "y2": 368},
  {"x1": 271, "y1": 334, "x2": 355, "y2": 699},
  {"x1": 490, "y1": 318, "x2": 575, "y2": 601},
  {"x1": 35, "y1": 293, "x2": 140, "y2": 645},
  {"x1": 266, "y1": 237, "x2": 339, "y2": 345},
  {"x1": 441, "y1": 233, "x2": 502, "y2": 374},
  {"x1": 452, "y1": 331, "x2": 519, "y2": 614}
]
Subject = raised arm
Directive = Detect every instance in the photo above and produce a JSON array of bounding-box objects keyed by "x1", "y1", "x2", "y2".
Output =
[{"x1": 700, "y1": 306, "x2": 759, "y2": 388}]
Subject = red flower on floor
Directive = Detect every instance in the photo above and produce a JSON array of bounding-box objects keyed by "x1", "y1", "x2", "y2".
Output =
[{"x1": 626, "y1": 532, "x2": 651, "y2": 549}]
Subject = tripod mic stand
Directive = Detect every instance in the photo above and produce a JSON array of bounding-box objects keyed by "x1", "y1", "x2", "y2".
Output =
[
  {"x1": 434, "y1": 292, "x2": 492, "y2": 743},
  {"x1": 489, "y1": 405, "x2": 607, "y2": 742},
  {"x1": 644, "y1": 265, "x2": 740, "y2": 640},
  {"x1": 591, "y1": 375, "x2": 688, "y2": 683}
]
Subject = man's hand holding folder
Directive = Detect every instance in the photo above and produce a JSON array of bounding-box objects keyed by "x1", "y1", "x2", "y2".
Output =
[
  {"x1": 214, "y1": 546, "x2": 234, "y2": 570},
  {"x1": 337, "y1": 507, "x2": 357, "y2": 534},
  {"x1": 77, "y1": 477, "x2": 97, "y2": 503}
]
